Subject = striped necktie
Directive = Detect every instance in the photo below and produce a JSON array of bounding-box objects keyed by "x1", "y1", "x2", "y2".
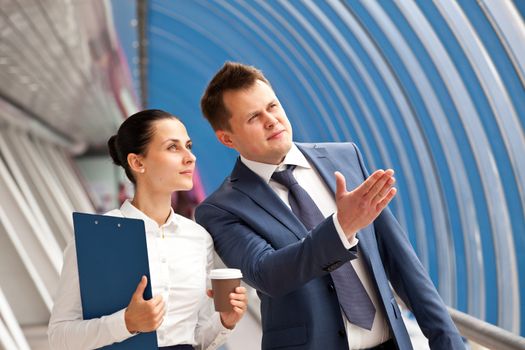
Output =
[{"x1": 272, "y1": 165, "x2": 376, "y2": 330}]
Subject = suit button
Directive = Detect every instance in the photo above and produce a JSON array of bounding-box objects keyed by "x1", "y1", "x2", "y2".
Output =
[{"x1": 338, "y1": 329, "x2": 346, "y2": 337}]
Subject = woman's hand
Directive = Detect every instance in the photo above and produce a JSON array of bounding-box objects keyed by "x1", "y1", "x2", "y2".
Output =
[
  {"x1": 207, "y1": 286, "x2": 248, "y2": 329},
  {"x1": 125, "y1": 276, "x2": 166, "y2": 333}
]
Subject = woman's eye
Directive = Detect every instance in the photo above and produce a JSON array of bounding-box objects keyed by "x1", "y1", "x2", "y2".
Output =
[
  {"x1": 187, "y1": 144, "x2": 192, "y2": 150},
  {"x1": 169, "y1": 144, "x2": 178, "y2": 150}
]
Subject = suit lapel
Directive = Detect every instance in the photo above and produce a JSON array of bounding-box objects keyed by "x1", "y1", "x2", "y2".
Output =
[
  {"x1": 355, "y1": 227, "x2": 375, "y2": 274},
  {"x1": 296, "y1": 143, "x2": 337, "y2": 195},
  {"x1": 230, "y1": 159, "x2": 307, "y2": 240},
  {"x1": 298, "y1": 143, "x2": 376, "y2": 271}
]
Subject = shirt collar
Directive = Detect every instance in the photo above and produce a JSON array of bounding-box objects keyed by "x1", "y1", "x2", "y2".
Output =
[
  {"x1": 240, "y1": 143, "x2": 311, "y2": 184},
  {"x1": 120, "y1": 199, "x2": 178, "y2": 232}
]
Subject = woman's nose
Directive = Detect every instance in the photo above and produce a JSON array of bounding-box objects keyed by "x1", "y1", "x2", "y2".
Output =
[{"x1": 183, "y1": 150, "x2": 196, "y2": 163}]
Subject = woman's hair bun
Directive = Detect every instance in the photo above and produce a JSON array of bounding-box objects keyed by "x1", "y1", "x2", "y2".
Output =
[{"x1": 107, "y1": 135, "x2": 122, "y2": 166}]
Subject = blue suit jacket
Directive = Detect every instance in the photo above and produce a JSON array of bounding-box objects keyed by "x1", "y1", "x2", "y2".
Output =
[{"x1": 196, "y1": 142, "x2": 464, "y2": 350}]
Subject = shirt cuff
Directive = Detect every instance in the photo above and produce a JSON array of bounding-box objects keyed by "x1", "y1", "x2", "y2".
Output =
[
  {"x1": 332, "y1": 213, "x2": 358, "y2": 250},
  {"x1": 214, "y1": 312, "x2": 234, "y2": 333},
  {"x1": 107, "y1": 308, "x2": 136, "y2": 342},
  {"x1": 206, "y1": 313, "x2": 232, "y2": 350}
]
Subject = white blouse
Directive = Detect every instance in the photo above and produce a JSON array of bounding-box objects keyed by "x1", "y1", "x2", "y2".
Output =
[{"x1": 48, "y1": 200, "x2": 230, "y2": 350}]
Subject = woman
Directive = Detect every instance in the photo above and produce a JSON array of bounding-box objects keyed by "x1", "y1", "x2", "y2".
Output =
[{"x1": 48, "y1": 109, "x2": 248, "y2": 350}]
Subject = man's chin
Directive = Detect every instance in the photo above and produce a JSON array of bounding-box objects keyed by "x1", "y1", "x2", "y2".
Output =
[
  {"x1": 273, "y1": 143, "x2": 293, "y2": 163},
  {"x1": 281, "y1": 140, "x2": 293, "y2": 153}
]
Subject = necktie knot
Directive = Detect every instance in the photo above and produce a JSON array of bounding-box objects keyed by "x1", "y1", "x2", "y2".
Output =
[{"x1": 271, "y1": 165, "x2": 298, "y2": 189}]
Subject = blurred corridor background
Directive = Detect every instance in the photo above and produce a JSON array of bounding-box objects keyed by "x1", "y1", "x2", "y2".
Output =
[{"x1": 1, "y1": 0, "x2": 525, "y2": 349}]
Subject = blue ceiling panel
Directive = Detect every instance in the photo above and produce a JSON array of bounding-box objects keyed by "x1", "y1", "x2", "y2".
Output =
[{"x1": 110, "y1": 0, "x2": 525, "y2": 334}]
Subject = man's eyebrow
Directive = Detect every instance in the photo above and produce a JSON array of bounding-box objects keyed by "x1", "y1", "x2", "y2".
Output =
[
  {"x1": 245, "y1": 109, "x2": 260, "y2": 118},
  {"x1": 245, "y1": 100, "x2": 277, "y2": 118}
]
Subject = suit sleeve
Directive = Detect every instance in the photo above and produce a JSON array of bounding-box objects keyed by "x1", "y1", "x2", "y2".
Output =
[
  {"x1": 352, "y1": 143, "x2": 464, "y2": 349},
  {"x1": 195, "y1": 205, "x2": 357, "y2": 298}
]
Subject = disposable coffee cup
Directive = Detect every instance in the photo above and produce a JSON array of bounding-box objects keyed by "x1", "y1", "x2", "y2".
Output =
[{"x1": 210, "y1": 268, "x2": 243, "y2": 312}]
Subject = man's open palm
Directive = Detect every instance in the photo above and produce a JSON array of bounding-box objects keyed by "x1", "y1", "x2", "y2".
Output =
[{"x1": 336, "y1": 169, "x2": 396, "y2": 239}]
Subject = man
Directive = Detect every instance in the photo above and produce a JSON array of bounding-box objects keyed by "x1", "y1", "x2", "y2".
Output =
[{"x1": 195, "y1": 62, "x2": 464, "y2": 350}]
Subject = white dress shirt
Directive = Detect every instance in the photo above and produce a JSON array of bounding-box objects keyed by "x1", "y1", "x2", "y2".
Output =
[
  {"x1": 241, "y1": 144, "x2": 390, "y2": 349},
  {"x1": 48, "y1": 200, "x2": 231, "y2": 350}
]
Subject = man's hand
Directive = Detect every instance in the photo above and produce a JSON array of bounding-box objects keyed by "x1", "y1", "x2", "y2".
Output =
[
  {"x1": 335, "y1": 169, "x2": 396, "y2": 240},
  {"x1": 124, "y1": 276, "x2": 166, "y2": 333}
]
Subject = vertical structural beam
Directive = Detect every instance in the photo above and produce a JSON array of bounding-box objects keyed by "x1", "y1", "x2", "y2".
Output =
[
  {"x1": 36, "y1": 140, "x2": 94, "y2": 214},
  {"x1": 137, "y1": 0, "x2": 149, "y2": 108},
  {"x1": 0, "y1": 287, "x2": 30, "y2": 350}
]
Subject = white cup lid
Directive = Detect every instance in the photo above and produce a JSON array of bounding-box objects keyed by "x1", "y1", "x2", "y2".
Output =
[{"x1": 209, "y1": 268, "x2": 242, "y2": 279}]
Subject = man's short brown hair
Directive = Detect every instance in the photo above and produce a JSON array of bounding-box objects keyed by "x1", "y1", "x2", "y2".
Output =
[{"x1": 200, "y1": 62, "x2": 270, "y2": 131}]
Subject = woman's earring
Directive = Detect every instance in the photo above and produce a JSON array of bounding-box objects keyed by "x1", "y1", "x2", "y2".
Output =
[{"x1": 140, "y1": 169, "x2": 145, "y2": 173}]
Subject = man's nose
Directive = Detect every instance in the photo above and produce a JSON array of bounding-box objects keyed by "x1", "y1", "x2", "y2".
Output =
[{"x1": 263, "y1": 112, "x2": 278, "y2": 128}]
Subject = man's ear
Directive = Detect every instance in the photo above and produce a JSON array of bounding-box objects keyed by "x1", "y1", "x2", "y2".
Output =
[
  {"x1": 127, "y1": 153, "x2": 145, "y2": 174},
  {"x1": 215, "y1": 130, "x2": 235, "y2": 149}
]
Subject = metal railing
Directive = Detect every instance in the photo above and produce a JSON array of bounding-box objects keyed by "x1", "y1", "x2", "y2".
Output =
[{"x1": 448, "y1": 308, "x2": 525, "y2": 350}]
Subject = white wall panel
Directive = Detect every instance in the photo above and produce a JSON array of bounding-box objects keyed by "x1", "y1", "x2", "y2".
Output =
[{"x1": 0, "y1": 288, "x2": 29, "y2": 350}]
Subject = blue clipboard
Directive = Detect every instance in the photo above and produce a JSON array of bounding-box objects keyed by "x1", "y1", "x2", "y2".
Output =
[{"x1": 73, "y1": 212, "x2": 158, "y2": 349}]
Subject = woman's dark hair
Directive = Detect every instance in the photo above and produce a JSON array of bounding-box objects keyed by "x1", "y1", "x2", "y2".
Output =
[{"x1": 107, "y1": 109, "x2": 178, "y2": 184}]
